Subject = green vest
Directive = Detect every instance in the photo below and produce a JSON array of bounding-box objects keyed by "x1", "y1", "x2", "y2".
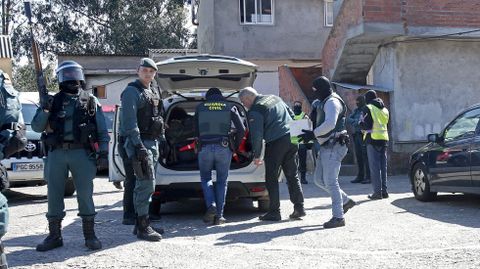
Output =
[
  {"x1": 291, "y1": 112, "x2": 305, "y2": 144},
  {"x1": 315, "y1": 92, "x2": 346, "y2": 138},
  {"x1": 196, "y1": 100, "x2": 231, "y2": 140},
  {"x1": 364, "y1": 104, "x2": 389, "y2": 141}
]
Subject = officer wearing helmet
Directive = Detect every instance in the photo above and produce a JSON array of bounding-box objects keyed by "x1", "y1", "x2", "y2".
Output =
[
  {"x1": 0, "y1": 70, "x2": 28, "y2": 268},
  {"x1": 31, "y1": 60, "x2": 110, "y2": 251}
]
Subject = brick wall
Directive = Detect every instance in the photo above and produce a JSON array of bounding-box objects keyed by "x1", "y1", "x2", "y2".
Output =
[
  {"x1": 322, "y1": 0, "x2": 364, "y2": 78},
  {"x1": 363, "y1": 0, "x2": 480, "y2": 27},
  {"x1": 323, "y1": 0, "x2": 480, "y2": 77},
  {"x1": 289, "y1": 67, "x2": 323, "y2": 103},
  {"x1": 279, "y1": 65, "x2": 313, "y2": 114}
]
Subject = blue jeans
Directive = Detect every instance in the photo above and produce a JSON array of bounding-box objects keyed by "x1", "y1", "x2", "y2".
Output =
[
  {"x1": 198, "y1": 144, "x2": 232, "y2": 218},
  {"x1": 367, "y1": 144, "x2": 388, "y2": 195},
  {"x1": 314, "y1": 143, "x2": 349, "y2": 219}
]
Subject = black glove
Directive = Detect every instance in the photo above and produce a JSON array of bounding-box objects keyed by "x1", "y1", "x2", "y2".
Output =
[
  {"x1": 40, "y1": 94, "x2": 53, "y2": 111},
  {"x1": 96, "y1": 151, "x2": 109, "y2": 171},
  {"x1": 0, "y1": 163, "x2": 8, "y2": 191},
  {"x1": 158, "y1": 137, "x2": 169, "y2": 158},
  {"x1": 297, "y1": 129, "x2": 316, "y2": 143},
  {"x1": 135, "y1": 145, "x2": 149, "y2": 162}
]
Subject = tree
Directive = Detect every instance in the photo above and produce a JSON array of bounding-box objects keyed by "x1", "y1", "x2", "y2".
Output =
[
  {"x1": 12, "y1": 64, "x2": 58, "y2": 93},
  {"x1": 11, "y1": 0, "x2": 192, "y2": 60},
  {"x1": 5, "y1": 1, "x2": 193, "y2": 93}
]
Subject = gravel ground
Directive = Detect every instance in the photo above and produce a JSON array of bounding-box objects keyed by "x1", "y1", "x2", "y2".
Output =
[{"x1": 3, "y1": 174, "x2": 480, "y2": 269}]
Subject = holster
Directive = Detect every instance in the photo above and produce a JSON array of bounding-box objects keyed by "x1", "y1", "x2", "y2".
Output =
[
  {"x1": 131, "y1": 160, "x2": 145, "y2": 179},
  {"x1": 338, "y1": 133, "x2": 350, "y2": 146},
  {"x1": 131, "y1": 158, "x2": 154, "y2": 180}
]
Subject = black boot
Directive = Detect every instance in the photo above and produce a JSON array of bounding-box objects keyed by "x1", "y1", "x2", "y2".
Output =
[
  {"x1": 136, "y1": 215, "x2": 162, "y2": 241},
  {"x1": 0, "y1": 240, "x2": 7, "y2": 269},
  {"x1": 289, "y1": 204, "x2": 306, "y2": 220},
  {"x1": 36, "y1": 218, "x2": 63, "y2": 252},
  {"x1": 82, "y1": 217, "x2": 102, "y2": 250},
  {"x1": 133, "y1": 224, "x2": 165, "y2": 235}
]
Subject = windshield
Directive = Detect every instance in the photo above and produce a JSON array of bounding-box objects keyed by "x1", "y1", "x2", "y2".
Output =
[{"x1": 22, "y1": 103, "x2": 38, "y2": 125}]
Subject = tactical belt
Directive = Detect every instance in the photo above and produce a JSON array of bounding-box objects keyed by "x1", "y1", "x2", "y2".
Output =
[
  {"x1": 0, "y1": 122, "x2": 22, "y2": 131},
  {"x1": 199, "y1": 137, "x2": 228, "y2": 145},
  {"x1": 58, "y1": 142, "x2": 86, "y2": 150}
]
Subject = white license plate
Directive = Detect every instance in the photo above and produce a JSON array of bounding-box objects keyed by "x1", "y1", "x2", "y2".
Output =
[{"x1": 12, "y1": 162, "x2": 44, "y2": 172}]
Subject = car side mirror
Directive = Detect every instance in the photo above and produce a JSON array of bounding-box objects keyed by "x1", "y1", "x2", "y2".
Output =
[{"x1": 427, "y1": 133, "x2": 441, "y2": 143}]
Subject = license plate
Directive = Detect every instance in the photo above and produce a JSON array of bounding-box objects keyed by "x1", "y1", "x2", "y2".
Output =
[{"x1": 12, "y1": 162, "x2": 44, "y2": 172}]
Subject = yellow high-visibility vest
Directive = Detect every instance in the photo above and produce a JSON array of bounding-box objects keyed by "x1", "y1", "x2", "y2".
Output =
[
  {"x1": 363, "y1": 104, "x2": 389, "y2": 141},
  {"x1": 291, "y1": 112, "x2": 305, "y2": 144}
]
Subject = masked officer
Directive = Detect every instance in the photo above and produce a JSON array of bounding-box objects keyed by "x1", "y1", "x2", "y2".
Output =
[
  {"x1": 0, "y1": 70, "x2": 28, "y2": 268},
  {"x1": 298, "y1": 76, "x2": 356, "y2": 229},
  {"x1": 290, "y1": 101, "x2": 312, "y2": 184},
  {"x1": 239, "y1": 87, "x2": 305, "y2": 221},
  {"x1": 32, "y1": 61, "x2": 109, "y2": 251},
  {"x1": 196, "y1": 87, "x2": 245, "y2": 225},
  {"x1": 119, "y1": 58, "x2": 164, "y2": 241},
  {"x1": 348, "y1": 95, "x2": 370, "y2": 184}
]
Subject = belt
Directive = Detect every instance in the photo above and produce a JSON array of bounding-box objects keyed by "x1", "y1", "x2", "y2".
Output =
[
  {"x1": 1, "y1": 122, "x2": 23, "y2": 131},
  {"x1": 200, "y1": 137, "x2": 227, "y2": 145},
  {"x1": 59, "y1": 142, "x2": 86, "y2": 150}
]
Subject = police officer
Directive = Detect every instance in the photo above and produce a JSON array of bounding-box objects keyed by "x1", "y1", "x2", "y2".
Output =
[
  {"x1": 119, "y1": 58, "x2": 164, "y2": 241},
  {"x1": 298, "y1": 76, "x2": 355, "y2": 229},
  {"x1": 196, "y1": 87, "x2": 245, "y2": 225},
  {"x1": 0, "y1": 70, "x2": 28, "y2": 268},
  {"x1": 239, "y1": 87, "x2": 305, "y2": 221},
  {"x1": 348, "y1": 95, "x2": 370, "y2": 184},
  {"x1": 360, "y1": 90, "x2": 390, "y2": 200},
  {"x1": 32, "y1": 61, "x2": 109, "y2": 251},
  {"x1": 290, "y1": 101, "x2": 311, "y2": 184}
]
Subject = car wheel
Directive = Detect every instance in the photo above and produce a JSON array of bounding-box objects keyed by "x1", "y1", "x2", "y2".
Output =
[
  {"x1": 64, "y1": 178, "x2": 76, "y2": 197},
  {"x1": 411, "y1": 163, "x2": 437, "y2": 202},
  {"x1": 257, "y1": 199, "x2": 270, "y2": 212}
]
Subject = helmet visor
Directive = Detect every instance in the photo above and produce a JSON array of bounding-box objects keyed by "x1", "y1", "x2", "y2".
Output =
[{"x1": 57, "y1": 66, "x2": 85, "y2": 83}]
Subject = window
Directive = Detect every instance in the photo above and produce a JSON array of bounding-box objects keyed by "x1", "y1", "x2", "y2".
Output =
[
  {"x1": 443, "y1": 108, "x2": 480, "y2": 142},
  {"x1": 324, "y1": 0, "x2": 334, "y2": 27},
  {"x1": 240, "y1": 0, "x2": 273, "y2": 25},
  {"x1": 93, "y1": 85, "x2": 107, "y2": 99}
]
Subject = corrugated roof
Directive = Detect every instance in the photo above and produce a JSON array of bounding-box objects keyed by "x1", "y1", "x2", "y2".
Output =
[
  {"x1": 332, "y1": 82, "x2": 392, "y2": 92},
  {"x1": 57, "y1": 52, "x2": 147, "y2": 57},
  {"x1": 0, "y1": 35, "x2": 13, "y2": 59},
  {"x1": 149, "y1": 48, "x2": 198, "y2": 54}
]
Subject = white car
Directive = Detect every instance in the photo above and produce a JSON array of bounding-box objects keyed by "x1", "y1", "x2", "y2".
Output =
[
  {"x1": 109, "y1": 54, "x2": 270, "y2": 213},
  {"x1": 2, "y1": 92, "x2": 75, "y2": 196}
]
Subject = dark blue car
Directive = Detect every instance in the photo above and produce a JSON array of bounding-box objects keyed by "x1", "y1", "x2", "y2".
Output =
[{"x1": 409, "y1": 104, "x2": 480, "y2": 201}]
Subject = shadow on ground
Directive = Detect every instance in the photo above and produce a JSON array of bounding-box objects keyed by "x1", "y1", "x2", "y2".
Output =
[{"x1": 391, "y1": 194, "x2": 480, "y2": 228}]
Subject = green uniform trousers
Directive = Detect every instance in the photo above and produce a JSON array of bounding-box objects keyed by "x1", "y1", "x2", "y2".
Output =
[
  {"x1": 45, "y1": 148, "x2": 97, "y2": 219},
  {"x1": 125, "y1": 139, "x2": 158, "y2": 216}
]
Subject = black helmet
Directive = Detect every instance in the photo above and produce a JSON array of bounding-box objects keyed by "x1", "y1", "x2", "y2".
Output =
[{"x1": 56, "y1": 61, "x2": 85, "y2": 83}]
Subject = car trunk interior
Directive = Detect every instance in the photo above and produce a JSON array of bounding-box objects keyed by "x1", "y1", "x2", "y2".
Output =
[{"x1": 160, "y1": 99, "x2": 253, "y2": 171}]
